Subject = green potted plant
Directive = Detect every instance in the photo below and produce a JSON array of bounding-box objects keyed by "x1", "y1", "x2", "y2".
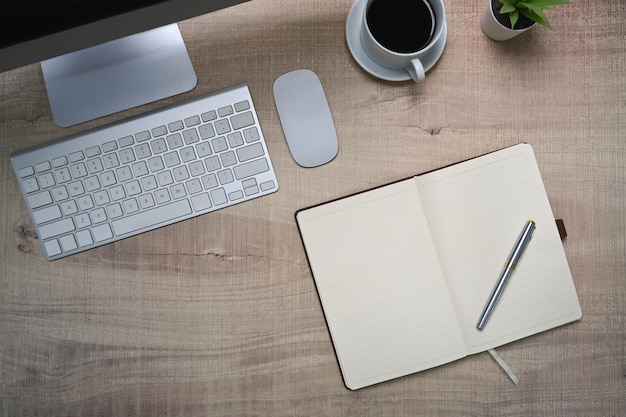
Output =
[{"x1": 481, "y1": 0, "x2": 571, "y2": 41}]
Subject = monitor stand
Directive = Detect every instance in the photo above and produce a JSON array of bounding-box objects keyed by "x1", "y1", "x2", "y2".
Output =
[{"x1": 41, "y1": 24, "x2": 197, "y2": 127}]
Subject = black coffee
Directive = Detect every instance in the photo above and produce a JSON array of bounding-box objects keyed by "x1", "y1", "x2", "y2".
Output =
[{"x1": 366, "y1": 0, "x2": 435, "y2": 54}]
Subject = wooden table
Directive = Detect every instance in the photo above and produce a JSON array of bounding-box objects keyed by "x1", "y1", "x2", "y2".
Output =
[{"x1": 1, "y1": 0, "x2": 624, "y2": 415}]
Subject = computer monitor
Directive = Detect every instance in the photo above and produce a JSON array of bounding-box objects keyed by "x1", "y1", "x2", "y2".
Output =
[{"x1": 0, "y1": 0, "x2": 249, "y2": 127}]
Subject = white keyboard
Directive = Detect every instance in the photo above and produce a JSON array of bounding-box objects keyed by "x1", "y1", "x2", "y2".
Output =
[{"x1": 11, "y1": 84, "x2": 279, "y2": 260}]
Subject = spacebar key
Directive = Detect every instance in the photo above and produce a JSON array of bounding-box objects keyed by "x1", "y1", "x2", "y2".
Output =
[{"x1": 112, "y1": 200, "x2": 192, "y2": 236}]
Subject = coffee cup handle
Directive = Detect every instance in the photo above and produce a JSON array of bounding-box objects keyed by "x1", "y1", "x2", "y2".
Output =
[{"x1": 406, "y1": 58, "x2": 426, "y2": 83}]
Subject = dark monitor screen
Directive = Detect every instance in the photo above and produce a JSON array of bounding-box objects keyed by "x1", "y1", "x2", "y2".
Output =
[
  {"x1": 1, "y1": 0, "x2": 166, "y2": 48},
  {"x1": 0, "y1": 0, "x2": 248, "y2": 73}
]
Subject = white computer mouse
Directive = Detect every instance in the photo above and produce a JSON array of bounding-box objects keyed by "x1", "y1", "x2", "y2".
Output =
[{"x1": 273, "y1": 69, "x2": 338, "y2": 168}]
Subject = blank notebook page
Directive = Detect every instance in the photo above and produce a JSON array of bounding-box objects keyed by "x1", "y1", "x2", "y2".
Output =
[
  {"x1": 297, "y1": 180, "x2": 466, "y2": 390},
  {"x1": 415, "y1": 144, "x2": 582, "y2": 353}
]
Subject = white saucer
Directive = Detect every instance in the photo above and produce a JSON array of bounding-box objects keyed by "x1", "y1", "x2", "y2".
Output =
[{"x1": 345, "y1": 0, "x2": 448, "y2": 82}]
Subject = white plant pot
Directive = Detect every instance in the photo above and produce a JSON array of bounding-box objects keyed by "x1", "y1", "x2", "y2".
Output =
[{"x1": 481, "y1": 0, "x2": 534, "y2": 41}]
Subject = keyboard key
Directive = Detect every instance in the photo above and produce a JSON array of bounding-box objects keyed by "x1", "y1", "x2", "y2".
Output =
[
  {"x1": 77, "y1": 195, "x2": 95, "y2": 211},
  {"x1": 204, "y1": 156, "x2": 221, "y2": 172},
  {"x1": 164, "y1": 152, "x2": 181, "y2": 168},
  {"x1": 260, "y1": 180, "x2": 276, "y2": 191},
  {"x1": 33, "y1": 205, "x2": 62, "y2": 224},
  {"x1": 71, "y1": 163, "x2": 88, "y2": 178},
  {"x1": 103, "y1": 154, "x2": 120, "y2": 169},
  {"x1": 210, "y1": 188, "x2": 228, "y2": 205},
  {"x1": 54, "y1": 168, "x2": 72, "y2": 183},
  {"x1": 22, "y1": 177, "x2": 39, "y2": 193},
  {"x1": 68, "y1": 151, "x2": 84, "y2": 162},
  {"x1": 135, "y1": 130, "x2": 151, "y2": 142},
  {"x1": 157, "y1": 171, "x2": 174, "y2": 187},
  {"x1": 220, "y1": 151, "x2": 237, "y2": 167},
  {"x1": 141, "y1": 176, "x2": 158, "y2": 191},
  {"x1": 39, "y1": 218, "x2": 75, "y2": 239},
  {"x1": 100, "y1": 172, "x2": 117, "y2": 187},
  {"x1": 44, "y1": 239, "x2": 62, "y2": 257},
  {"x1": 86, "y1": 159, "x2": 104, "y2": 174},
  {"x1": 211, "y1": 137, "x2": 228, "y2": 153},
  {"x1": 35, "y1": 161, "x2": 51, "y2": 172},
  {"x1": 242, "y1": 179, "x2": 259, "y2": 196},
  {"x1": 18, "y1": 166, "x2": 35, "y2": 178},
  {"x1": 227, "y1": 132, "x2": 244, "y2": 148},
  {"x1": 173, "y1": 166, "x2": 190, "y2": 182},
  {"x1": 76, "y1": 230, "x2": 94, "y2": 247},
  {"x1": 28, "y1": 190, "x2": 53, "y2": 209},
  {"x1": 168, "y1": 120, "x2": 184, "y2": 132},
  {"x1": 215, "y1": 119, "x2": 231, "y2": 135},
  {"x1": 180, "y1": 147, "x2": 197, "y2": 163},
  {"x1": 199, "y1": 124, "x2": 216, "y2": 140},
  {"x1": 233, "y1": 158, "x2": 269, "y2": 180},
  {"x1": 92, "y1": 224, "x2": 113, "y2": 242},
  {"x1": 135, "y1": 143, "x2": 152, "y2": 159},
  {"x1": 218, "y1": 105, "x2": 234, "y2": 117},
  {"x1": 185, "y1": 178, "x2": 202, "y2": 194},
  {"x1": 52, "y1": 156, "x2": 68, "y2": 168},
  {"x1": 84, "y1": 177, "x2": 101, "y2": 192},
  {"x1": 234, "y1": 100, "x2": 250, "y2": 112},
  {"x1": 112, "y1": 200, "x2": 192, "y2": 236},
  {"x1": 107, "y1": 203, "x2": 124, "y2": 219},
  {"x1": 201, "y1": 110, "x2": 217, "y2": 122},
  {"x1": 122, "y1": 198, "x2": 139, "y2": 214},
  {"x1": 59, "y1": 235, "x2": 78, "y2": 252},
  {"x1": 94, "y1": 190, "x2": 110, "y2": 206},
  {"x1": 154, "y1": 189, "x2": 171, "y2": 204},
  {"x1": 170, "y1": 184, "x2": 187, "y2": 199},
  {"x1": 243, "y1": 127, "x2": 260, "y2": 143},
  {"x1": 195, "y1": 142, "x2": 212, "y2": 158},
  {"x1": 118, "y1": 136, "x2": 134, "y2": 147},
  {"x1": 131, "y1": 161, "x2": 149, "y2": 177},
  {"x1": 90, "y1": 208, "x2": 107, "y2": 224},
  {"x1": 229, "y1": 190, "x2": 244, "y2": 201},
  {"x1": 236, "y1": 143, "x2": 264, "y2": 162},
  {"x1": 217, "y1": 169, "x2": 234, "y2": 184},
  {"x1": 185, "y1": 115, "x2": 201, "y2": 127},
  {"x1": 85, "y1": 146, "x2": 101, "y2": 157},
  {"x1": 51, "y1": 186, "x2": 69, "y2": 201},
  {"x1": 138, "y1": 193, "x2": 155, "y2": 209},
  {"x1": 151, "y1": 126, "x2": 168, "y2": 137},
  {"x1": 102, "y1": 141, "x2": 118, "y2": 153},
  {"x1": 38, "y1": 173, "x2": 55, "y2": 188},
  {"x1": 148, "y1": 156, "x2": 165, "y2": 172},
  {"x1": 119, "y1": 148, "x2": 136, "y2": 163},
  {"x1": 75, "y1": 213, "x2": 92, "y2": 228},
  {"x1": 191, "y1": 193, "x2": 212, "y2": 211},
  {"x1": 183, "y1": 128, "x2": 200, "y2": 144},
  {"x1": 60, "y1": 200, "x2": 79, "y2": 216},
  {"x1": 231, "y1": 111, "x2": 255, "y2": 129},
  {"x1": 201, "y1": 174, "x2": 218, "y2": 189},
  {"x1": 166, "y1": 133, "x2": 184, "y2": 149}
]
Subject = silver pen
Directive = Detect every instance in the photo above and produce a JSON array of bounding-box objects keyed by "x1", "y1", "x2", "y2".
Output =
[{"x1": 477, "y1": 220, "x2": 536, "y2": 330}]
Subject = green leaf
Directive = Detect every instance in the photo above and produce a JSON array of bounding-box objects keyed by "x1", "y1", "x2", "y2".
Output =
[
  {"x1": 519, "y1": 8, "x2": 552, "y2": 28},
  {"x1": 521, "y1": 3, "x2": 552, "y2": 27},
  {"x1": 500, "y1": 3, "x2": 517, "y2": 13},
  {"x1": 498, "y1": 0, "x2": 570, "y2": 29},
  {"x1": 525, "y1": 0, "x2": 570, "y2": 7},
  {"x1": 509, "y1": 10, "x2": 520, "y2": 28}
]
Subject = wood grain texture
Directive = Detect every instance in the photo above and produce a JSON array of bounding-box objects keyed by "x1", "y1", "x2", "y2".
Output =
[{"x1": 0, "y1": 0, "x2": 624, "y2": 415}]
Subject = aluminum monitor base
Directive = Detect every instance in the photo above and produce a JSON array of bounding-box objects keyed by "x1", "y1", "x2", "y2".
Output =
[{"x1": 41, "y1": 24, "x2": 197, "y2": 127}]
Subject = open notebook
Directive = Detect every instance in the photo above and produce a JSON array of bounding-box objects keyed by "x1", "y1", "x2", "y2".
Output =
[{"x1": 296, "y1": 144, "x2": 582, "y2": 390}]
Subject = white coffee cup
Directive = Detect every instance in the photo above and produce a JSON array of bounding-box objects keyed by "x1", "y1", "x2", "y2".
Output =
[{"x1": 360, "y1": 0, "x2": 446, "y2": 83}]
